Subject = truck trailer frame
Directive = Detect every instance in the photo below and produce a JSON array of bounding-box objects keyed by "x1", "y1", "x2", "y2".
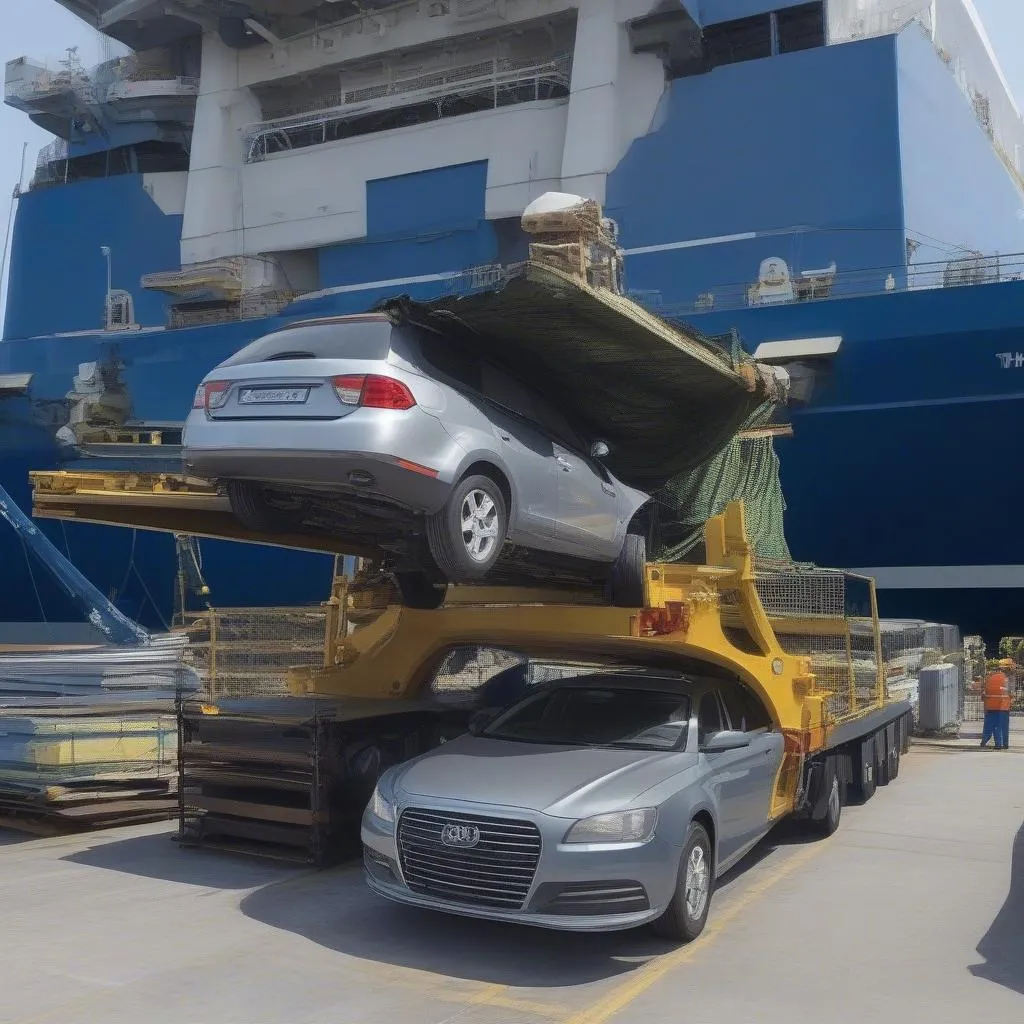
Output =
[{"x1": 29, "y1": 470, "x2": 912, "y2": 864}]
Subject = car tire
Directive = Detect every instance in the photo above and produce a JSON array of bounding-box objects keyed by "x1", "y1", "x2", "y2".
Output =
[
  {"x1": 225, "y1": 480, "x2": 297, "y2": 533},
  {"x1": 651, "y1": 821, "x2": 714, "y2": 943},
  {"x1": 809, "y1": 766, "x2": 842, "y2": 838},
  {"x1": 395, "y1": 571, "x2": 447, "y2": 610},
  {"x1": 609, "y1": 531, "x2": 647, "y2": 607},
  {"x1": 426, "y1": 474, "x2": 508, "y2": 582}
]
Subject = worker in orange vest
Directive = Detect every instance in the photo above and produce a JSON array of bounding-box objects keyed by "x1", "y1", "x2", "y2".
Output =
[{"x1": 980, "y1": 659, "x2": 1014, "y2": 749}]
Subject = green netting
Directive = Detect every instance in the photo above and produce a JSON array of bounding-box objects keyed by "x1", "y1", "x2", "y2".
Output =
[{"x1": 650, "y1": 402, "x2": 791, "y2": 564}]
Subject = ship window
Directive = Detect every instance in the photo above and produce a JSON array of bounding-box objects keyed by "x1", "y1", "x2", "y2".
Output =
[
  {"x1": 703, "y1": 14, "x2": 772, "y2": 69},
  {"x1": 777, "y1": 2, "x2": 825, "y2": 54},
  {"x1": 676, "y1": 3, "x2": 825, "y2": 80}
]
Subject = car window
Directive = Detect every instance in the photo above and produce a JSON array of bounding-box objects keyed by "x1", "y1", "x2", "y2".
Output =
[
  {"x1": 485, "y1": 685, "x2": 690, "y2": 751},
  {"x1": 530, "y1": 394, "x2": 588, "y2": 453},
  {"x1": 221, "y1": 319, "x2": 393, "y2": 365},
  {"x1": 417, "y1": 332, "x2": 483, "y2": 392},
  {"x1": 697, "y1": 692, "x2": 723, "y2": 745},
  {"x1": 720, "y1": 684, "x2": 771, "y2": 733},
  {"x1": 480, "y1": 363, "x2": 538, "y2": 420},
  {"x1": 480, "y1": 363, "x2": 588, "y2": 450}
]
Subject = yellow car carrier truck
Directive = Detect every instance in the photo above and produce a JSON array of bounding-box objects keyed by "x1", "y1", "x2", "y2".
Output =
[{"x1": 30, "y1": 471, "x2": 912, "y2": 871}]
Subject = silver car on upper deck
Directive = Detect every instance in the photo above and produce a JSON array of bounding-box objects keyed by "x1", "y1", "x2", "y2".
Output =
[
  {"x1": 361, "y1": 668, "x2": 789, "y2": 942},
  {"x1": 183, "y1": 314, "x2": 650, "y2": 606}
]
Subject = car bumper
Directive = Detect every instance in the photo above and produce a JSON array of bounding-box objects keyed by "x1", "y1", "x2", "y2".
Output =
[
  {"x1": 361, "y1": 808, "x2": 680, "y2": 933},
  {"x1": 183, "y1": 407, "x2": 461, "y2": 514},
  {"x1": 185, "y1": 446, "x2": 452, "y2": 513}
]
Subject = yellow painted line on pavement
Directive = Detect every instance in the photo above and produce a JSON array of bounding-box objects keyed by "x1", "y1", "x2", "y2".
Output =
[{"x1": 564, "y1": 840, "x2": 830, "y2": 1024}]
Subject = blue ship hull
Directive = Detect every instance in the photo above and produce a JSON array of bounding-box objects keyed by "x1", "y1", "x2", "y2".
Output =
[
  {"x1": 2, "y1": 275, "x2": 1023, "y2": 641},
  {"x1": 3, "y1": 17, "x2": 1023, "y2": 641}
]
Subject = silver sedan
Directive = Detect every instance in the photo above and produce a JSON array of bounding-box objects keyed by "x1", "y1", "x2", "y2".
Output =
[
  {"x1": 361, "y1": 669, "x2": 789, "y2": 941},
  {"x1": 183, "y1": 314, "x2": 650, "y2": 606}
]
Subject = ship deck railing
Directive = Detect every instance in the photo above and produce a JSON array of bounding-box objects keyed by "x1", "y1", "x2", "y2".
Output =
[{"x1": 243, "y1": 53, "x2": 572, "y2": 163}]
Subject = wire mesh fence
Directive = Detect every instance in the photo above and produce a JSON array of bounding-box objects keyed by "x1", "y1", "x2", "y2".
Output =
[
  {"x1": 176, "y1": 607, "x2": 332, "y2": 700},
  {"x1": 958, "y1": 635, "x2": 1024, "y2": 723},
  {"x1": 751, "y1": 567, "x2": 963, "y2": 726}
]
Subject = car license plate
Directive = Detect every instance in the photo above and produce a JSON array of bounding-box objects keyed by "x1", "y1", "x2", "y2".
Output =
[{"x1": 238, "y1": 387, "x2": 310, "y2": 405}]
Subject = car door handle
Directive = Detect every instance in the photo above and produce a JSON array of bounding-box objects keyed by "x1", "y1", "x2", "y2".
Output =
[{"x1": 499, "y1": 433, "x2": 511, "y2": 442}]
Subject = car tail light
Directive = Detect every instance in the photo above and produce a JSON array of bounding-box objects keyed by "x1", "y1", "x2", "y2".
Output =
[
  {"x1": 332, "y1": 375, "x2": 365, "y2": 406},
  {"x1": 193, "y1": 381, "x2": 230, "y2": 410},
  {"x1": 331, "y1": 375, "x2": 416, "y2": 411}
]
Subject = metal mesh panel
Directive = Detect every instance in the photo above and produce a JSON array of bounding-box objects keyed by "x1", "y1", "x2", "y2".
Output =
[
  {"x1": 177, "y1": 607, "x2": 330, "y2": 699},
  {"x1": 754, "y1": 569, "x2": 845, "y2": 618},
  {"x1": 959, "y1": 636, "x2": 1024, "y2": 722},
  {"x1": 750, "y1": 567, "x2": 961, "y2": 724},
  {"x1": 427, "y1": 647, "x2": 527, "y2": 707},
  {"x1": 425, "y1": 649, "x2": 619, "y2": 707}
]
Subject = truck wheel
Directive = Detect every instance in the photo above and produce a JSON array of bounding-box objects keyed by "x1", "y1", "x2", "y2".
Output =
[
  {"x1": 810, "y1": 771, "x2": 842, "y2": 838},
  {"x1": 395, "y1": 571, "x2": 447, "y2": 610},
  {"x1": 651, "y1": 821, "x2": 714, "y2": 943},
  {"x1": 609, "y1": 532, "x2": 646, "y2": 607},
  {"x1": 853, "y1": 737, "x2": 877, "y2": 803},
  {"x1": 427, "y1": 474, "x2": 507, "y2": 582},
  {"x1": 888, "y1": 744, "x2": 900, "y2": 781},
  {"x1": 876, "y1": 737, "x2": 890, "y2": 787},
  {"x1": 225, "y1": 480, "x2": 297, "y2": 533}
]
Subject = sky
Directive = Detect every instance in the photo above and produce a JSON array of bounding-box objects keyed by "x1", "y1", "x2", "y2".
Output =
[{"x1": 0, "y1": 0, "x2": 1023, "y2": 324}]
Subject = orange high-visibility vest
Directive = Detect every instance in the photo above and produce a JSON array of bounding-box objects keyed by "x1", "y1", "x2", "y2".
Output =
[{"x1": 984, "y1": 671, "x2": 1012, "y2": 712}]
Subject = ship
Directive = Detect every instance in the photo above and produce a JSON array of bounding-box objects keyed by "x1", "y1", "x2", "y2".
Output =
[{"x1": 1, "y1": 0, "x2": 1023, "y2": 640}]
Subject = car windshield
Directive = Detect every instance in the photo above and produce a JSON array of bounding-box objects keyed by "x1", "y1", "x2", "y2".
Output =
[
  {"x1": 221, "y1": 319, "x2": 393, "y2": 366},
  {"x1": 483, "y1": 684, "x2": 691, "y2": 751}
]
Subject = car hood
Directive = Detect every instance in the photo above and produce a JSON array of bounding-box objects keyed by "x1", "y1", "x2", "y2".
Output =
[{"x1": 391, "y1": 734, "x2": 698, "y2": 818}]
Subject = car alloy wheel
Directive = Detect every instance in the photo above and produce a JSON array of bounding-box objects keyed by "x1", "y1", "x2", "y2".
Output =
[
  {"x1": 684, "y1": 843, "x2": 710, "y2": 920},
  {"x1": 461, "y1": 488, "x2": 500, "y2": 563},
  {"x1": 651, "y1": 820, "x2": 714, "y2": 943},
  {"x1": 426, "y1": 473, "x2": 508, "y2": 582}
]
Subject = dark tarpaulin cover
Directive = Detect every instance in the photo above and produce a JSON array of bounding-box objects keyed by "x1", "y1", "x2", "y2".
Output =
[{"x1": 379, "y1": 262, "x2": 778, "y2": 490}]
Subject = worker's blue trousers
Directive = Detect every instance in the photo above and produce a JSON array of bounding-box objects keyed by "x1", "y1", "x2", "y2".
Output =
[{"x1": 981, "y1": 710, "x2": 1010, "y2": 748}]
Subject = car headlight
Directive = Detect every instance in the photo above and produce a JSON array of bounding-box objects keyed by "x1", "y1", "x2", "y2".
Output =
[
  {"x1": 368, "y1": 781, "x2": 395, "y2": 824},
  {"x1": 563, "y1": 808, "x2": 658, "y2": 845}
]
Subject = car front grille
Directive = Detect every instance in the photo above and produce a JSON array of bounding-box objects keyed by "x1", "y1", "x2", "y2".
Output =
[{"x1": 397, "y1": 807, "x2": 542, "y2": 910}]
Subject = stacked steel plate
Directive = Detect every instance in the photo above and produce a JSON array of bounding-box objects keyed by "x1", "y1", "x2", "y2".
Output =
[{"x1": 0, "y1": 634, "x2": 199, "y2": 831}]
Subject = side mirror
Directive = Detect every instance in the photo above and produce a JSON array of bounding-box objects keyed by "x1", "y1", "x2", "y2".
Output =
[
  {"x1": 590, "y1": 440, "x2": 610, "y2": 460},
  {"x1": 701, "y1": 730, "x2": 751, "y2": 753},
  {"x1": 468, "y1": 708, "x2": 498, "y2": 736}
]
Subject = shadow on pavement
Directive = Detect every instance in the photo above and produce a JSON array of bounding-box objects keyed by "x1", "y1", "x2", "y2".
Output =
[
  {"x1": 239, "y1": 818, "x2": 818, "y2": 988},
  {"x1": 0, "y1": 830, "x2": 37, "y2": 846},
  {"x1": 62, "y1": 827, "x2": 304, "y2": 890},
  {"x1": 970, "y1": 819, "x2": 1024, "y2": 996}
]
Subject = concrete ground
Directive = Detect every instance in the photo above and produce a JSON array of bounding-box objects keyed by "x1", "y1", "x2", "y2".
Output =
[{"x1": 1, "y1": 747, "x2": 1021, "y2": 1024}]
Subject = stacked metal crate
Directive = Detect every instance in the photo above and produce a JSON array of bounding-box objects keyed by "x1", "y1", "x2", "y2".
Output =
[{"x1": 0, "y1": 635, "x2": 198, "y2": 831}]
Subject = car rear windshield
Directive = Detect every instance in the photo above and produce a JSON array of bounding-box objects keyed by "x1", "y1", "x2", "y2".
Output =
[
  {"x1": 484, "y1": 685, "x2": 691, "y2": 751},
  {"x1": 220, "y1": 319, "x2": 394, "y2": 366}
]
